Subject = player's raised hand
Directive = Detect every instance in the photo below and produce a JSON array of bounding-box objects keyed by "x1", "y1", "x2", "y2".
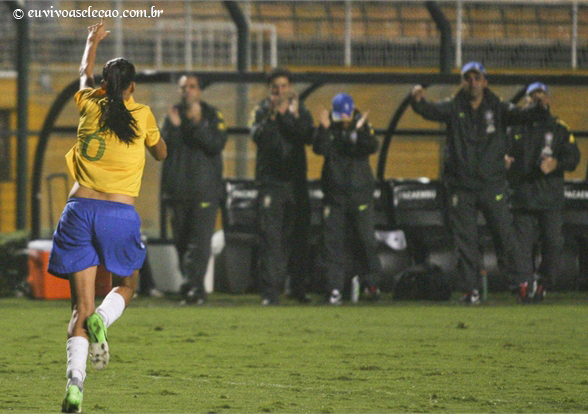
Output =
[
  {"x1": 411, "y1": 84, "x2": 425, "y2": 102},
  {"x1": 88, "y1": 18, "x2": 110, "y2": 43}
]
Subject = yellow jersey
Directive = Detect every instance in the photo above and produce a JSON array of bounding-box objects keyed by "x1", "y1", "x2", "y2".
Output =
[{"x1": 66, "y1": 88, "x2": 161, "y2": 197}]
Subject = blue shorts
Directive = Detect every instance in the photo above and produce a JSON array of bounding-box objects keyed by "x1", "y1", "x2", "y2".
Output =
[{"x1": 48, "y1": 197, "x2": 146, "y2": 278}]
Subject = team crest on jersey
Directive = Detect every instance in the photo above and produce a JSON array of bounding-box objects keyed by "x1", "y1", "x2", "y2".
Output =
[{"x1": 485, "y1": 111, "x2": 495, "y2": 134}]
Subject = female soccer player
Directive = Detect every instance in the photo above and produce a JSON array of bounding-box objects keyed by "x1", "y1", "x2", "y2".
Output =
[{"x1": 48, "y1": 19, "x2": 167, "y2": 413}]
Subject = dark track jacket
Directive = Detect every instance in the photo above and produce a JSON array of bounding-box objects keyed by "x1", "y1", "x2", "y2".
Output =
[
  {"x1": 508, "y1": 115, "x2": 580, "y2": 210},
  {"x1": 411, "y1": 88, "x2": 549, "y2": 190},
  {"x1": 313, "y1": 110, "x2": 379, "y2": 197},
  {"x1": 250, "y1": 98, "x2": 314, "y2": 185},
  {"x1": 161, "y1": 101, "x2": 227, "y2": 201}
]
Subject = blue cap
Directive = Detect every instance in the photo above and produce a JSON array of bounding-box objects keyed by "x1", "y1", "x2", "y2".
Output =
[
  {"x1": 332, "y1": 93, "x2": 355, "y2": 121},
  {"x1": 461, "y1": 61, "x2": 486, "y2": 76},
  {"x1": 526, "y1": 82, "x2": 549, "y2": 96}
]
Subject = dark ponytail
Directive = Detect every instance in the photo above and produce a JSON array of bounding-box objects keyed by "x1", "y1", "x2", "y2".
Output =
[{"x1": 100, "y1": 58, "x2": 138, "y2": 145}]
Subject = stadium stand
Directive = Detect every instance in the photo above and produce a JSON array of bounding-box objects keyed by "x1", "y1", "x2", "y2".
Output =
[{"x1": 1, "y1": 0, "x2": 588, "y2": 234}]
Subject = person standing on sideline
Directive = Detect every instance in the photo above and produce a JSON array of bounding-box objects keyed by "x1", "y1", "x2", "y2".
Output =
[
  {"x1": 250, "y1": 68, "x2": 314, "y2": 305},
  {"x1": 313, "y1": 93, "x2": 382, "y2": 304},
  {"x1": 506, "y1": 82, "x2": 580, "y2": 300},
  {"x1": 160, "y1": 74, "x2": 227, "y2": 305},
  {"x1": 410, "y1": 62, "x2": 549, "y2": 304},
  {"x1": 49, "y1": 19, "x2": 166, "y2": 413}
]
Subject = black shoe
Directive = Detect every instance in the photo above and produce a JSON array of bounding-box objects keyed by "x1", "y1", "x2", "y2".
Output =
[
  {"x1": 179, "y1": 282, "x2": 192, "y2": 297},
  {"x1": 182, "y1": 287, "x2": 206, "y2": 305},
  {"x1": 295, "y1": 293, "x2": 312, "y2": 304},
  {"x1": 460, "y1": 290, "x2": 480, "y2": 305},
  {"x1": 364, "y1": 285, "x2": 381, "y2": 302},
  {"x1": 261, "y1": 297, "x2": 279, "y2": 306},
  {"x1": 518, "y1": 281, "x2": 541, "y2": 304},
  {"x1": 328, "y1": 289, "x2": 342, "y2": 305},
  {"x1": 533, "y1": 283, "x2": 546, "y2": 303}
]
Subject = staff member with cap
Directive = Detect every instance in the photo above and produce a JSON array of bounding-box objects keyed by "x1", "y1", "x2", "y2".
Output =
[
  {"x1": 313, "y1": 93, "x2": 382, "y2": 304},
  {"x1": 411, "y1": 62, "x2": 550, "y2": 304},
  {"x1": 250, "y1": 68, "x2": 314, "y2": 305},
  {"x1": 506, "y1": 82, "x2": 580, "y2": 301}
]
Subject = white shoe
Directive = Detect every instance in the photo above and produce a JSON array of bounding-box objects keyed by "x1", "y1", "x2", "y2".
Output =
[
  {"x1": 86, "y1": 313, "x2": 109, "y2": 370},
  {"x1": 148, "y1": 288, "x2": 164, "y2": 298},
  {"x1": 329, "y1": 289, "x2": 342, "y2": 305}
]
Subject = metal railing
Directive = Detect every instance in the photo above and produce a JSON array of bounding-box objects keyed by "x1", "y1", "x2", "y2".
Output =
[
  {"x1": 1, "y1": 1, "x2": 587, "y2": 71},
  {"x1": 154, "y1": 20, "x2": 277, "y2": 71}
]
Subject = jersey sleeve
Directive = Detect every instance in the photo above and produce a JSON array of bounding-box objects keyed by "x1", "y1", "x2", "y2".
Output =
[
  {"x1": 144, "y1": 108, "x2": 161, "y2": 147},
  {"x1": 74, "y1": 88, "x2": 95, "y2": 112}
]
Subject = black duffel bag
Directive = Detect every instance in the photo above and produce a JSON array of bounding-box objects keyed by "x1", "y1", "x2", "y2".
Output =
[{"x1": 393, "y1": 263, "x2": 452, "y2": 301}]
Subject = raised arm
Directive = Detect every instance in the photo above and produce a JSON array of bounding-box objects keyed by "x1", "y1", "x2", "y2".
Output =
[
  {"x1": 312, "y1": 109, "x2": 332, "y2": 156},
  {"x1": 79, "y1": 18, "x2": 110, "y2": 90},
  {"x1": 410, "y1": 85, "x2": 452, "y2": 123}
]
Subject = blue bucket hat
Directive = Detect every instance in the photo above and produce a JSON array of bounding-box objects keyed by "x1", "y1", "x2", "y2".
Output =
[
  {"x1": 526, "y1": 82, "x2": 549, "y2": 96},
  {"x1": 461, "y1": 61, "x2": 487, "y2": 76},
  {"x1": 332, "y1": 93, "x2": 355, "y2": 121}
]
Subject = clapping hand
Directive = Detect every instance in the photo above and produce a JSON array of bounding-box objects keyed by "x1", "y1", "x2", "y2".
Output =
[
  {"x1": 540, "y1": 156, "x2": 558, "y2": 174},
  {"x1": 319, "y1": 109, "x2": 331, "y2": 128},
  {"x1": 287, "y1": 91, "x2": 299, "y2": 118},
  {"x1": 186, "y1": 101, "x2": 202, "y2": 123},
  {"x1": 169, "y1": 107, "x2": 181, "y2": 127},
  {"x1": 356, "y1": 111, "x2": 369, "y2": 129}
]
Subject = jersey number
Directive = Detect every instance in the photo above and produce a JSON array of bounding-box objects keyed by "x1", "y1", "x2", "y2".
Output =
[{"x1": 81, "y1": 128, "x2": 106, "y2": 161}]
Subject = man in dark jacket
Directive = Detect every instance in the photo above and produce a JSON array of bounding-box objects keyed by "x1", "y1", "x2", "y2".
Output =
[
  {"x1": 411, "y1": 62, "x2": 550, "y2": 304},
  {"x1": 507, "y1": 82, "x2": 580, "y2": 299},
  {"x1": 161, "y1": 74, "x2": 227, "y2": 304},
  {"x1": 313, "y1": 93, "x2": 382, "y2": 304},
  {"x1": 250, "y1": 68, "x2": 314, "y2": 305}
]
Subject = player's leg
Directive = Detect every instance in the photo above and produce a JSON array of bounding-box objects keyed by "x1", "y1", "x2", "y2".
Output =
[
  {"x1": 86, "y1": 269, "x2": 138, "y2": 374},
  {"x1": 62, "y1": 267, "x2": 98, "y2": 413},
  {"x1": 538, "y1": 210, "x2": 564, "y2": 291},
  {"x1": 322, "y1": 197, "x2": 347, "y2": 304},
  {"x1": 258, "y1": 186, "x2": 288, "y2": 304},
  {"x1": 447, "y1": 189, "x2": 481, "y2": 302},
  {"x1": 351, "y1": 198, "x2": 382, "y2": 300},
  {"x1": 182, "y1": 200, "x2": 218, "y2": 304},
  {"x1": 90, "y1": 201, "x2": 144, "y2": 370}
]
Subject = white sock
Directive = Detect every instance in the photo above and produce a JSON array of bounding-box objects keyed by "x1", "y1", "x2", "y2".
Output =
[
  {"x1": 96, "y1": 291, "x2": 126, "y2": 328},
  {"x1": 66, "y1": 336, "x2": 88, "y2": 390}
]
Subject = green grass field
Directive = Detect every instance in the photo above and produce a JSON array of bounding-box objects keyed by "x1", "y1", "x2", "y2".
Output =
[{"x1": 1, "y1": 293, "x2": 588, "y2": 413}]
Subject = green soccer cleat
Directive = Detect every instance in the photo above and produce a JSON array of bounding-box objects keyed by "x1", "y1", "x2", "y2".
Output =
[
  {"x1": 61, "y1": 385, "x2": 83, "y2": 413},
  {"x1": 85, "y1": 313, "x2": 109, "y2": 370}
]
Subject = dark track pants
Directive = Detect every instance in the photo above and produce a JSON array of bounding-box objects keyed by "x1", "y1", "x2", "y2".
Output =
[
  {"x1": 513, "y1": 209, "x2": 563, "y2": 288},
  {"x1": 322, "y1": 194, "x2": 381, "y2": 294},
  {"x1": 257, "y1": 183, "x2": 310, "y2": 301},
  {"x1": 447, "y1": 185, "x2": 525, "y2": 292},
  {"x1": 170, "y1": 200, "x2": 219, "y2": 290}
]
